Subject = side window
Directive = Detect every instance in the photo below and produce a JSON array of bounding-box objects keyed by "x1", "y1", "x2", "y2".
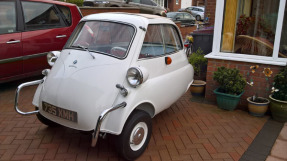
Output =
[
  {"x1": 150, "y1": 1, "x2": 157, "y2": 6},
  {"x1": 184, "y1": 13, "x2": 191, "y2": 19},
  {"x1": 57, "y1": 5, "x2": 72, "y2": 26},
  {"x1": 140, "y1": 0, "x2": 153, "y2": 5},
  {"x1": 139, "y1": 25, "x2": 164, "y2": 58},
  {"x1": 21, "y1": 1, "x2": 64, "y2": 30},
  {"x1": 162, "y1": 25, "x2": 182, "y2": 54},
  {"x1": 0, "y1": 1, "x2": 16, "y2": 34},
  {"x1": 139, "y1": 24, "x2": 182, "y2": 59},
  {"x1": 178, "y1": 13, "x2": 183, "y2": 19},
  {"x1": 131, "y1": 0, "x2": 140, "y2": 4}
]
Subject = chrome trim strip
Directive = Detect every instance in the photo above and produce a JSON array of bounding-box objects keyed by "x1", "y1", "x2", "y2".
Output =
[
  {"x1": 0, "y1": 52, "x2": 48, "y2": 64},
  {"x1": 91, "y1": 102, "x2": 127, "y2": 147},
  {"x1": 14, "y1": 79, "x2": 44, "y2": 115}
]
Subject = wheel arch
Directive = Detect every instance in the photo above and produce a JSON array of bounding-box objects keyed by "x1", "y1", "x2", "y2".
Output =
[
  {"x1": 101, "y1": 101, "x2": 155, "y2": 135},
  {"x1": 134, "y1": 102, "x2": 155, "y2": 118}
]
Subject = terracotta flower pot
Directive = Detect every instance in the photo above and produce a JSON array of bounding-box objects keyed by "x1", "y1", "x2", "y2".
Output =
[
  {"x1": 190, "y1": 80, "x2": 206, "y2": 96},
  {"x1": 247, "y1": 97, "x2": 270, "y2": 117}
]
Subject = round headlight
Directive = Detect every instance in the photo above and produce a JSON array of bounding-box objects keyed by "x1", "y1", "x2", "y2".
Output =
[
  {"x1": 126, "y1": 67, "x2": 143, "y2": 88},
  {"x1": 47, "y1": 51, "x2": 60, "y2": 66}
]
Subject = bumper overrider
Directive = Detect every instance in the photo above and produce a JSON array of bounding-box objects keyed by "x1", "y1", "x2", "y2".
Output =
[{"x1": 14, "y1": 79, "x2": 127, "y2": 147}]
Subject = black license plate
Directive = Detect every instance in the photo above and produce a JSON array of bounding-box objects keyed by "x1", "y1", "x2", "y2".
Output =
[{"x1": 42, "y1": 101, "x2": 78, "y2": 123}]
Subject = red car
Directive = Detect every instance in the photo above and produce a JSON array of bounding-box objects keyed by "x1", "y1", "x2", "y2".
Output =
[{"x1": 0, "y1": 0, "x2": 82, "y2": 83}]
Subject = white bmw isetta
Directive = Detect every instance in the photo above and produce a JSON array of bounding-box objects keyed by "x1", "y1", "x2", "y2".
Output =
[{"x1": 15, "y1": 13, "x2": 194, "y2": 160}]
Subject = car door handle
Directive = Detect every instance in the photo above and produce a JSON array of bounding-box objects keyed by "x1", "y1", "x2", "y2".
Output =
[
  {"x1": 56, "y1": 35, "x2": 67, "y2": 38},
  {"x1": 6, "y1": 40, "x2": 20, "y2": 44}
]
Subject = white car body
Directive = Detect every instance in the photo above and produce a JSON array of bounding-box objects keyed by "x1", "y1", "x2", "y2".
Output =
[{"x1": 15, "y1": 13, "x2": 194, "y2": 160}]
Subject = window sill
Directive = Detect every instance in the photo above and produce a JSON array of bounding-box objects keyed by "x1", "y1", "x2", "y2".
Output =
[{"x1": 205, "y1": 52, "x2": 287, "y2": 66}]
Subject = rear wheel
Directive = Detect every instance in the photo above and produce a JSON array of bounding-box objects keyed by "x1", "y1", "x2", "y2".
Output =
[{"x1": 115, "y1": 110, "x2": 152, "y2": 161}]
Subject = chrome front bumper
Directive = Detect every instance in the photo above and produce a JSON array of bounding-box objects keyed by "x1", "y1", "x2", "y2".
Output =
[
  {"x1": 91, "y1": 101, "x2": 127, "y2": 147},
  {"x1": 14, "y1": 79, "x2": 44, "y2": 115},
  {"x1": 15, "y1": 79, "x2": 126, "y2": 147}
]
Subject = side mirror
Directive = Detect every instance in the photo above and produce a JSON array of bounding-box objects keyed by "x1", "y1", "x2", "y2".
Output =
[{"x1": 176, "y1": 17, "x2": 180, "y2": 20}]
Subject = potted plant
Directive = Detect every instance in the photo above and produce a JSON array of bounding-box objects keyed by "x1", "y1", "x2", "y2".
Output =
[
  {"x1": 269, "y1": 66, "x2": 287, "y2": 122},
  {"x1": 188, "y1": 48, "x2": 207, "y2": 96},
  {"x1": 213, "y1": 67, "x2": 246, "y2": 110},
  {"x1": 246, "y1": 65, "x2": 271, "y2": 117}
]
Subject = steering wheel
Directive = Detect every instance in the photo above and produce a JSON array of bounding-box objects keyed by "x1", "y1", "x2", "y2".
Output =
[{"x1": 110, "y1": 46, "x2": 127, "y2": 57}]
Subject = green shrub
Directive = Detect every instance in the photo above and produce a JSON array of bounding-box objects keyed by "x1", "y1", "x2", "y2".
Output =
[
  {"x1": 213, "y1": 67, "x2": 246, "y2": 95},
  {"x1": 272, "y1": 66, "x2": 287, "y2": 101},
  {"x1": 188, "y1": 48, "x2": 207, "y2": 77}
]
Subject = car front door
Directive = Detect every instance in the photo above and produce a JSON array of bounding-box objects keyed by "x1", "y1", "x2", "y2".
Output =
[
  {"x1": 21, "y1": 1, "x2": 72, "y2": 74},
  {"x1": 137, "y1": 24, "x2": 187, "y2": 113},
  {"x1": 0, "y1": 0, "x2": 22, "y2": 81},
  {"x1": 191, "y1": 7, "x2": 198, "y2": 17},
  {"x1": 176, "y1": 13, "x2": 184, "y2": 24}
]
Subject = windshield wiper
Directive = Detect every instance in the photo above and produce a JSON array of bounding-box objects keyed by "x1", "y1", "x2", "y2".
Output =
[{"x1": 72, "y1": 45, "x2": 95, "y2": 59}]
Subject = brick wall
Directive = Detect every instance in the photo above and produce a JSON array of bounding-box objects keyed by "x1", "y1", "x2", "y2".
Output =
[
  {"x1": 80, "y1": 7, "x2": 140, "y2": 16},
  {"x1": 175, "y1": 22, "x2": 197, "y2": 38},
  {"x1": 205, "y1": 0, "x2": 216, "y2": 26},
  {"x1": 168, "y1": 0, "x2": 181, "y2": 12},
  {"x1": 205, "y1": 58, "x2": 283, "y2": 111},
  {"x1": 193, "y1": 0, "x2": 205, "y2": 6}
]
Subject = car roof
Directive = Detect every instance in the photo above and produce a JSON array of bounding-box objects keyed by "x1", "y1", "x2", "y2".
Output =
[
  {"x1": 25, "y1": 0, "x2": 77, "y2": 7},
  {"x1": 191, "y1": 6, "x2": 204, "y2": 9},
  {"x1": 168, "y1": 12, "x2": 190, "y2": 14},
  {"x1": 82, "y1": 12, "x2": 174, "y2": 26}
]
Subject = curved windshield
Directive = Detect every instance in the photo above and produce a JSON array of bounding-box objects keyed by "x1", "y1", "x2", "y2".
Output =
[{"x1": 66, "y1": 21, "x2": 135, "y2": 58}]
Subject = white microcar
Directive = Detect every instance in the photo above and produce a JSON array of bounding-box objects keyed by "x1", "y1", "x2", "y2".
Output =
[{"x1": 15, "y1": 13, "x2": 194, "y2": 160}]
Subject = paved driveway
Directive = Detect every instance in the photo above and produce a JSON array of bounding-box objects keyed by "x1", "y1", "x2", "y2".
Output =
[{"x1": 0, "y1": 78, "x2": 268, "y2": 161}]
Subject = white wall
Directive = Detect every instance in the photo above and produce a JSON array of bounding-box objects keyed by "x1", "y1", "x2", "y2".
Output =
[{"x1": 181, "y1": 0, "x2": 192, "y2": 9}]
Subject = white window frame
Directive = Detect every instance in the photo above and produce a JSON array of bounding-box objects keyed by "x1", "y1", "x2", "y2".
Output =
[{"x1": 205, "y1": 0, "x2": 287, "y2": 66}]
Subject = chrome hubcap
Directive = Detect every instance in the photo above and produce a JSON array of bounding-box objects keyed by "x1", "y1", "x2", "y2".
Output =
[{"x1": 132, "y1": 127, "x2": 144, "y2": 145}]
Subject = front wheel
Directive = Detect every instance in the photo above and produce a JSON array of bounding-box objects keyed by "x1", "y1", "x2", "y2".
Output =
[{"x1": 115, "y1": 110, "x2": 152, "y2": 161}]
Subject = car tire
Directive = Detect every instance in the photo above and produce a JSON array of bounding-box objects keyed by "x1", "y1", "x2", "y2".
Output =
[
  {"x1": 36, "y1": 112, "x2": 59, "y2": 127},
  {"x1": 196, "y1": 15, "x2": 201, "y2": 21},
  {"x1": 115, "y1": 110, "x2": 152, "y2": 161}
]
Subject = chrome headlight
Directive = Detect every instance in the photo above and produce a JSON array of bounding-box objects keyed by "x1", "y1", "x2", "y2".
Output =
[
  {"x1": 126, "y1": 67, "x2": 143, "y2": 88},
  {"x1": 47, "y1": 51, "x2": 60, "y2": 66}
]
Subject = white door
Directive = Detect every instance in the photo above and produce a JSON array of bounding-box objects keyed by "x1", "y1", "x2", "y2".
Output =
[{"x1": 136, "y1": 24, "x2": 192, "y2": 114}]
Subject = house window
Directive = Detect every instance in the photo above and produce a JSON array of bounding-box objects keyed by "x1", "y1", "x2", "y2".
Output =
[
  {"x1": 207, "y1": 0, "x2": 287, "y2": 66},
  {"x1": 279, "y1": 3, "x2": 287, "y2": 58},
  {"x1": 221, "y1": 0, "x2": 280, "y2": 57}
]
